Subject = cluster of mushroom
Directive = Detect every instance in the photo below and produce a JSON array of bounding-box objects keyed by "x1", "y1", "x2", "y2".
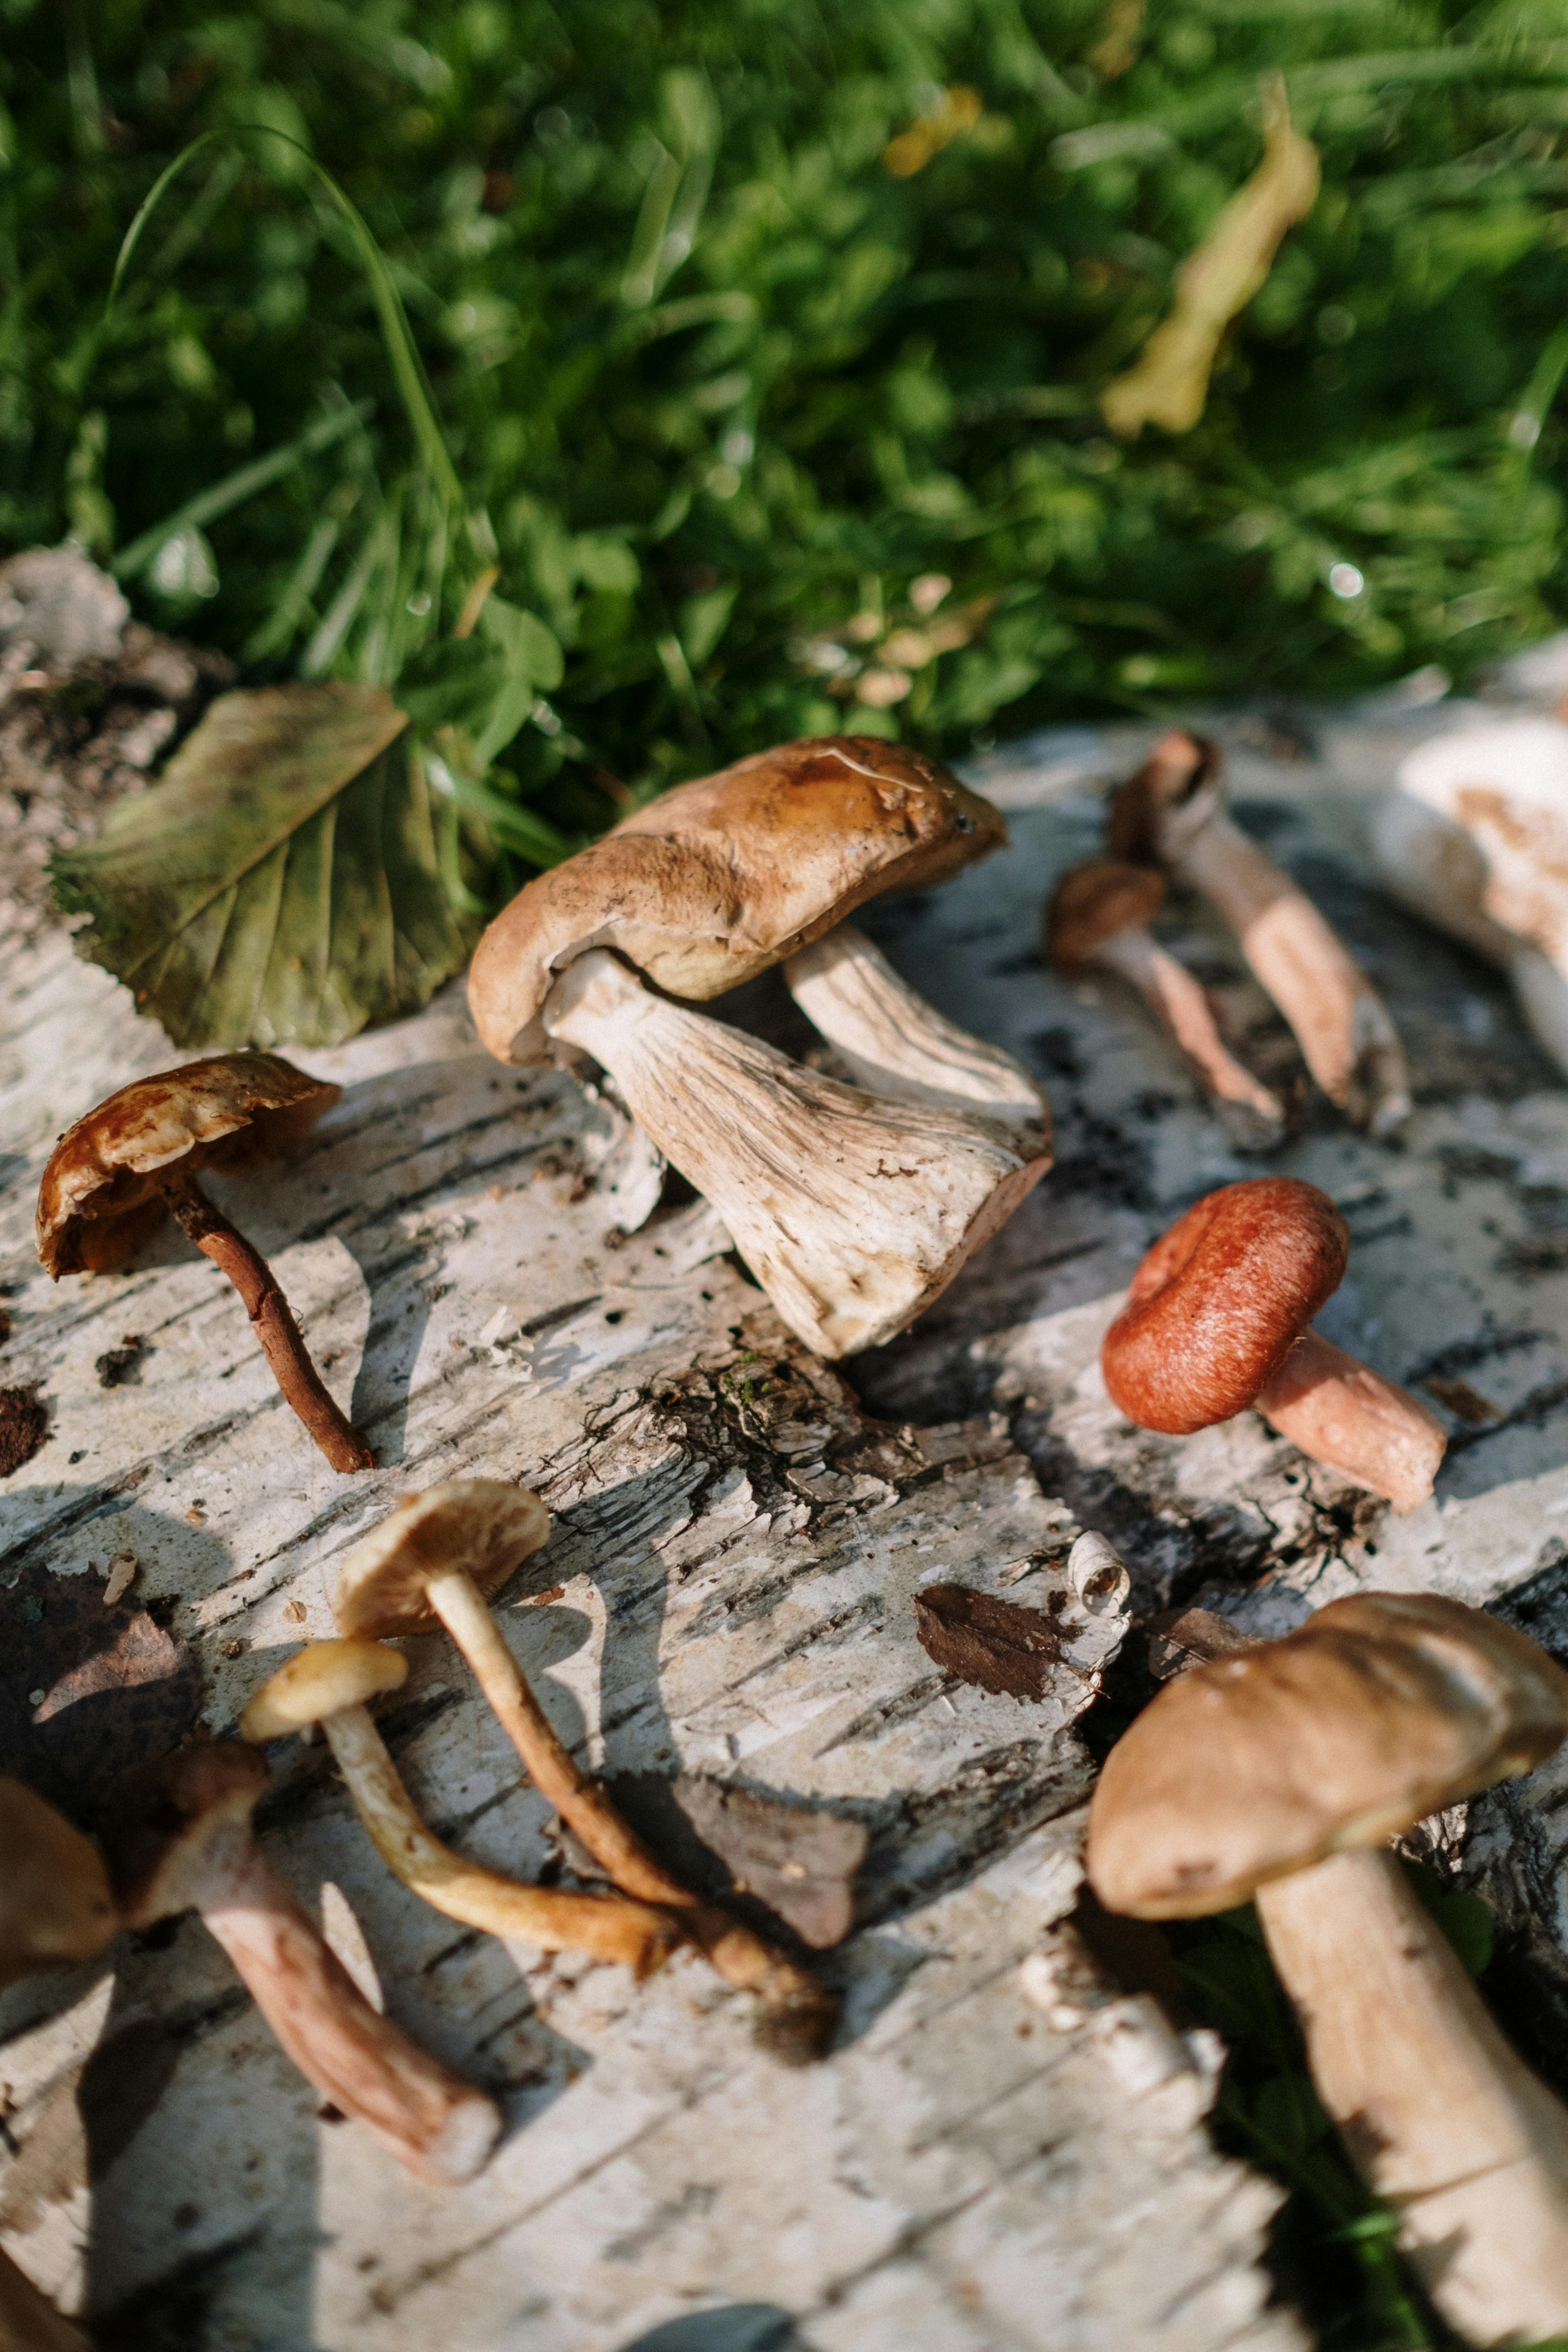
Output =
[{"x1": 1047, "y1": 730, "x2": 1410, "y2": 1146}]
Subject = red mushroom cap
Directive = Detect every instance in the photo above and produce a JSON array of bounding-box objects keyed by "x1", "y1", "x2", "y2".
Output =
[{"x1": 1102, "y1": 1177, "x2": 1349, "y2": 1435}]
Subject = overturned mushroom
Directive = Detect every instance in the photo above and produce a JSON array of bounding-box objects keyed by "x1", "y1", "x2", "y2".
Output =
[
  {"x1": 0, "y1": 1775, "x2": 116, "y2": 1989},
  {"x1": 1102, "y1": 1176, "x2": 1445, "y2": 1512},
  {"x1": 1088, "y1": 1591, "x2": 1568, "y2": 2346},
  {"x1": 242, "y1": 1640, "x2": 679, "y2": 1979},
  {"x1": 333, "y1": 1482, "x2": 839, "y2": 2062},
  {"x1": 37, "y1": 1055, "x2": 370, "y2": 1473},
  {"x1": 1372, "y1": 715, "x2": 1568, "y2": 1076},
  {"x1": 1111, "y1": 732, "x2": 1410, "y2": 1135},
  {"x1": 468, "y1": 736, "x2": 1050, "y2": 1357},
  {"x1": 101, "y1": 1742, "x2": 502, "y2": 2184},
  {"x1": 1045, "y1": 859, "x2": 1284, "y2": 1151}
]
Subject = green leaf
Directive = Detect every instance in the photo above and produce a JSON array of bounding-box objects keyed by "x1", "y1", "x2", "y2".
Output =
[{"x1": 50, "y1": 682, "x2": 477, "y2": 1049}]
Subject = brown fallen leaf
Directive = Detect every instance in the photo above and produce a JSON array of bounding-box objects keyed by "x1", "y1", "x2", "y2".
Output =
[
  {"x1": 673, "y1": 1775, "x2": 868, "y2": 1950},
  {"x1": 1145, "y1": 1605, "x2": 1255, "y2": 1681},
  {"x1": 0, "y1": 1561, "x2": 200, "y2": 1815},
  {"x1": 913, "y1": 1581, "x2": 1073, "y2": 1703},
  {"x1": 1101, "y1": 77, "x2": 1319, "y2": 438}
]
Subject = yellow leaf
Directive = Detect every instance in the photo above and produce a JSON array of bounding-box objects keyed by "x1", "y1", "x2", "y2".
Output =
[
  {"x1": 1101, "y1": 78, "x2": 1319, "y2": 438},
  {"x1": 883, "y1": 87, "x2": 983, "y2": 179},
  {"x1": 1086, "y1": 0, "x2": 1147, "y2": 82}
]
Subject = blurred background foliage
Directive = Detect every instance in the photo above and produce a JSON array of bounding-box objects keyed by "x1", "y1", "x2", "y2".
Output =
[{"x1": 6, "y1": 0, "x2": 1568, "y2": 830}]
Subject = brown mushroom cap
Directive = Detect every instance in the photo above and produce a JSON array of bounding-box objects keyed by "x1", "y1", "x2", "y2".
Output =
[
  {"x1": 1046, "y1": 860, "x2": 1167, "y2": 968},
  {"x1": 1107, "y1": 730, "x2": 1221, "y2": 864},
  {"x1": 0, "y1": 1778, "x2": 116, "y2": 1985},
  {"x1": 240, "y1": 1640, "x2": 408, "y2": 1743},
  {"x1": 467, "y1": 735, "x2": 1006, "y2": 1064},
  {"x1": 1088, "y1": 1591, "x2": 1568, "y2": 1919},
  {"x1": 101, "y1": 1743, "x2": 272, "y2": 1929},
  {"x1": 1102, "y1": 1177, "x2": 1349, "y2": 1435},
  {"x1": 334, "y1": 1480, "x2": 551, "y2": 1640},
  {"x1": 37, "y1": 1054, "x2": 340, "y2": 1277}
]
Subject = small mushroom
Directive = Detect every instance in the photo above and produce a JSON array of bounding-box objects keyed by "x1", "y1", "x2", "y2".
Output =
[
  {"x1": 0, "y1": 1775, "x2": 116, "y2": 1989},
  {"x1": 1087, "y1": 1591, "x2": 1568, "y2": 2346},
  {"x1": 100, "y1": 1741, "x2": 502, "y2": 2185},
  {"x1": 240, "y1": 1640, "x2": 680, "y2": 1980},
  {"x1": 37, "y1": 1055, "x2": 370, "y2": 1473},
  {"x1": 1045, "y1": 860, "x2": 1285, "y2": 1151},
  {"x1": 1110, "y1": 731, "x2": 1410, "y2": 1135},
  {"x1": 782, "y1": 921, "x2": 1047, "y2": 1136},
  {"x1": 467, "y1": 736, "x2": 1050, "y2": 1358},
  {"x1": 333, "y1": 1482, "x2": 839, "y2": 2062},
  {"x1": 1101, "y1": 1176, "x2": 1446, "y2": 1512},
  {"x1": 1371, "y1": 715, "x2": 1568, "y2": 1076}
]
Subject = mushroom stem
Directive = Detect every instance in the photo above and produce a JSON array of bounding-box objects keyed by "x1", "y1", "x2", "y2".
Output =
[
  {"x1": 1254, "y1": 1329, "x2": 1447, "y2": 1514},
  {"x1": 157, "y1": 1167, "x2": 371, "y2": 1474},
  {"x1": 317, "y1": 1703, "x2": 679, "y2": 1980},
  {"x1": 1256, "y1": 1848, "x2": 1568, "y2": 2344},
  {"x1": 422, "y1": 1566, "x2": 838, "y2": 2061},
  {"x1": 0, "y1": 2246, "x2": 87, "y2": 2352},
  {"x1": 541, "y1": 948, "x2": 1049, "y2": 1359},
  {"x1": 783, "y1": 923, "x2": 1049, "y2": 1138},
  {"x1": 1088, "y1": 925, "x2": 1285, "y2": 1152},
  {"x1": 1170, "y1": 807, "x2": 1410, "y2": 1135},
  {"x1": 177, "y1": 1813, "x2": 502, "y2": 2184}
]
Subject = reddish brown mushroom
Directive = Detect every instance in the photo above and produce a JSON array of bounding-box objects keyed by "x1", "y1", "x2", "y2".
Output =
[
  {"x1": 1110, "y1": 732, "x2": 1410, "y2": 1135},
  {"x1": 36, "y1": 1055, "x2": 370, "y2": 1473},
  {"x1": 1046, "y1": 860, "x2": 1285, "y2": 1152},
  {"x1": 1101, "y1": 1177, "x2": 1446, "y2": 1512}
]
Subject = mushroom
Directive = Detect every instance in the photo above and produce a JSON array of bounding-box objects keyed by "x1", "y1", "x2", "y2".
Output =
[
  {"x1": 332, "y1": 1482, "x2": 839, "y2": 2062},
  {"x1": 467, "y1": 735, "x2": 1050, "y2": 1357},
  {"x1": 100, "y1": 1741, "x2": 503, "y2": 2184},
  {"x1": 240, "y1": 1639, "x2": 680, "y2": 1981},
  {"x1": 1110, "y1": 731, "x2": 1410, "y2": 1135},
  {"x1": 36, "y1": 1054, "x2": 370, "y2": 1473},
  {"x1": 0, "y1": 1775, "x2": 116, "y2": 1989},
  {"x1": 1044, "y1": 859, "x2": 1285, "y2": 1151},
  {"x1": 0, "y1": 2249, "x2": 88, "y2": 2352},
  {"x1": 1370, "y1": 715, "x2": 1568, "y2": 1076},
  {"x1": 1101, "y1": 1176, "x2": 1446, "y2": 1512},
  {"x1": 1087, "y1": 1590, "x2": 1568, "y2": 2346}
]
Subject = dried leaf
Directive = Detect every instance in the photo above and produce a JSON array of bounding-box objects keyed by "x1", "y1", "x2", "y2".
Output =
[
  {"x1": 0, "y1": 1562, "x2": 200, "y2": 1816},
  {"x1": 51, "y1": 681, "x2": 478, "y2": 1050},
  {"x1": 1102, "y1": 78, "x2": 1320, "y2": 438},
  {"x1": 0, "y1": 1388, "x2": 48, "y2": 1478},
  {"x1": 673, "y1": 1775, "x2": 868, "y2": 1949},
  {"x1": 913, "y1": 1581, "x2": 1071, "y2": 1702}
]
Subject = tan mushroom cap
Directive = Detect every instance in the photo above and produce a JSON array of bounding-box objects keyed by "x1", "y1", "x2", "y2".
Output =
[
  {"x1": 37, "y1": 1053, "x2": 340, "y2": 1277},
  {"x1": 101, "y1": 1743, "x2": 273, "y2": 1929},
  {"x1": 334, "y1": 1480, "x2": 552, "y2": 1639},
  {"x1": 241, "y1": 1640, "x2": 409, "y2": 1743},
  {"x1": 1088, "y1": 1592, "x2": 1568, "y2": 1920},
  {"x1": 1046, "y1": 860, "x2": 1167, "y2": 968},
  {"x1": 1106, "y1": 730, "x2": 1220, "y2": 865},
  {"x1": 0, "y1": 1778, "x2": 116, "y2": 1986},
  {"x1": 468, "y1": 734, "x2": 1007, "y2": 1064}
]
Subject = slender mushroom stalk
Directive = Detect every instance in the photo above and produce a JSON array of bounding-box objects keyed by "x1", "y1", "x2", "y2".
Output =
[
  {"x1": 542, "y1": 950, "x2": 1049, "y2": 1360},
  {"x1": 0, "y1": 1776, "x2": 117, "y2": 1989},
  {"x1": 468, "y1": 735, "x2": 1049, "y2": 1361},
  {"x1": 240, "y1": 1641, "x2": 680, "y2": 1981},
  {"x1": 782, "y1": 922, "x2": 1049, "y2": 1138},
  {"x1": 1088, "y1": 1591, "x2": 1568, "y2": 2347},
  {"x1": 36, "y1": 1055, "x2": 370, "y2": 1473},
  {"x1": 1110, "y1": 731, "x2": 1410, "y2": 1135},
  {"x1": 100, "y1": 1743, "x2": 503, "y2": 2185},
  {"x1": 1102, "y1": 1176, "x2": 1446, "y2": 1512},
  {"x1": 1045, "y1": 861, "x2": 1284, "y2": 1152},
  {"x1": 333, "y1": 1484, "x2": 840, "y2": 2063}
]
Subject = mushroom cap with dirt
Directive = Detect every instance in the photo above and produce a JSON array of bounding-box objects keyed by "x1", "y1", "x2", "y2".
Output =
[
  {"x1": 466, "y1": 738, "x2": 1049, "y2": 1359},
  {"x1": 1101, "y1": 1176, "x2": 1446, "y2": 1513},
  {"x1": 1110, "y1": 730, "x2": 1410, "y2": 1136},
  {"x1": 467, "y1": 734, "x2": 1006, "y2": 1065},
  {"x1": 0, "y1": 1776, "x2": 117, "y2": 1989},
  {"x1": 36, "y1": 1054, "x2": 369, "y2": 1473},
  {"x1": 1087, "y1": 1592, "x2": 1568, "y2": 2346},
  {"x1": 1046, "y1": 859, "x2": 1285, "y2": 1152},
  {"x1": 101, "y1": 1740, "x2": 504, "y2": 2184}
]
